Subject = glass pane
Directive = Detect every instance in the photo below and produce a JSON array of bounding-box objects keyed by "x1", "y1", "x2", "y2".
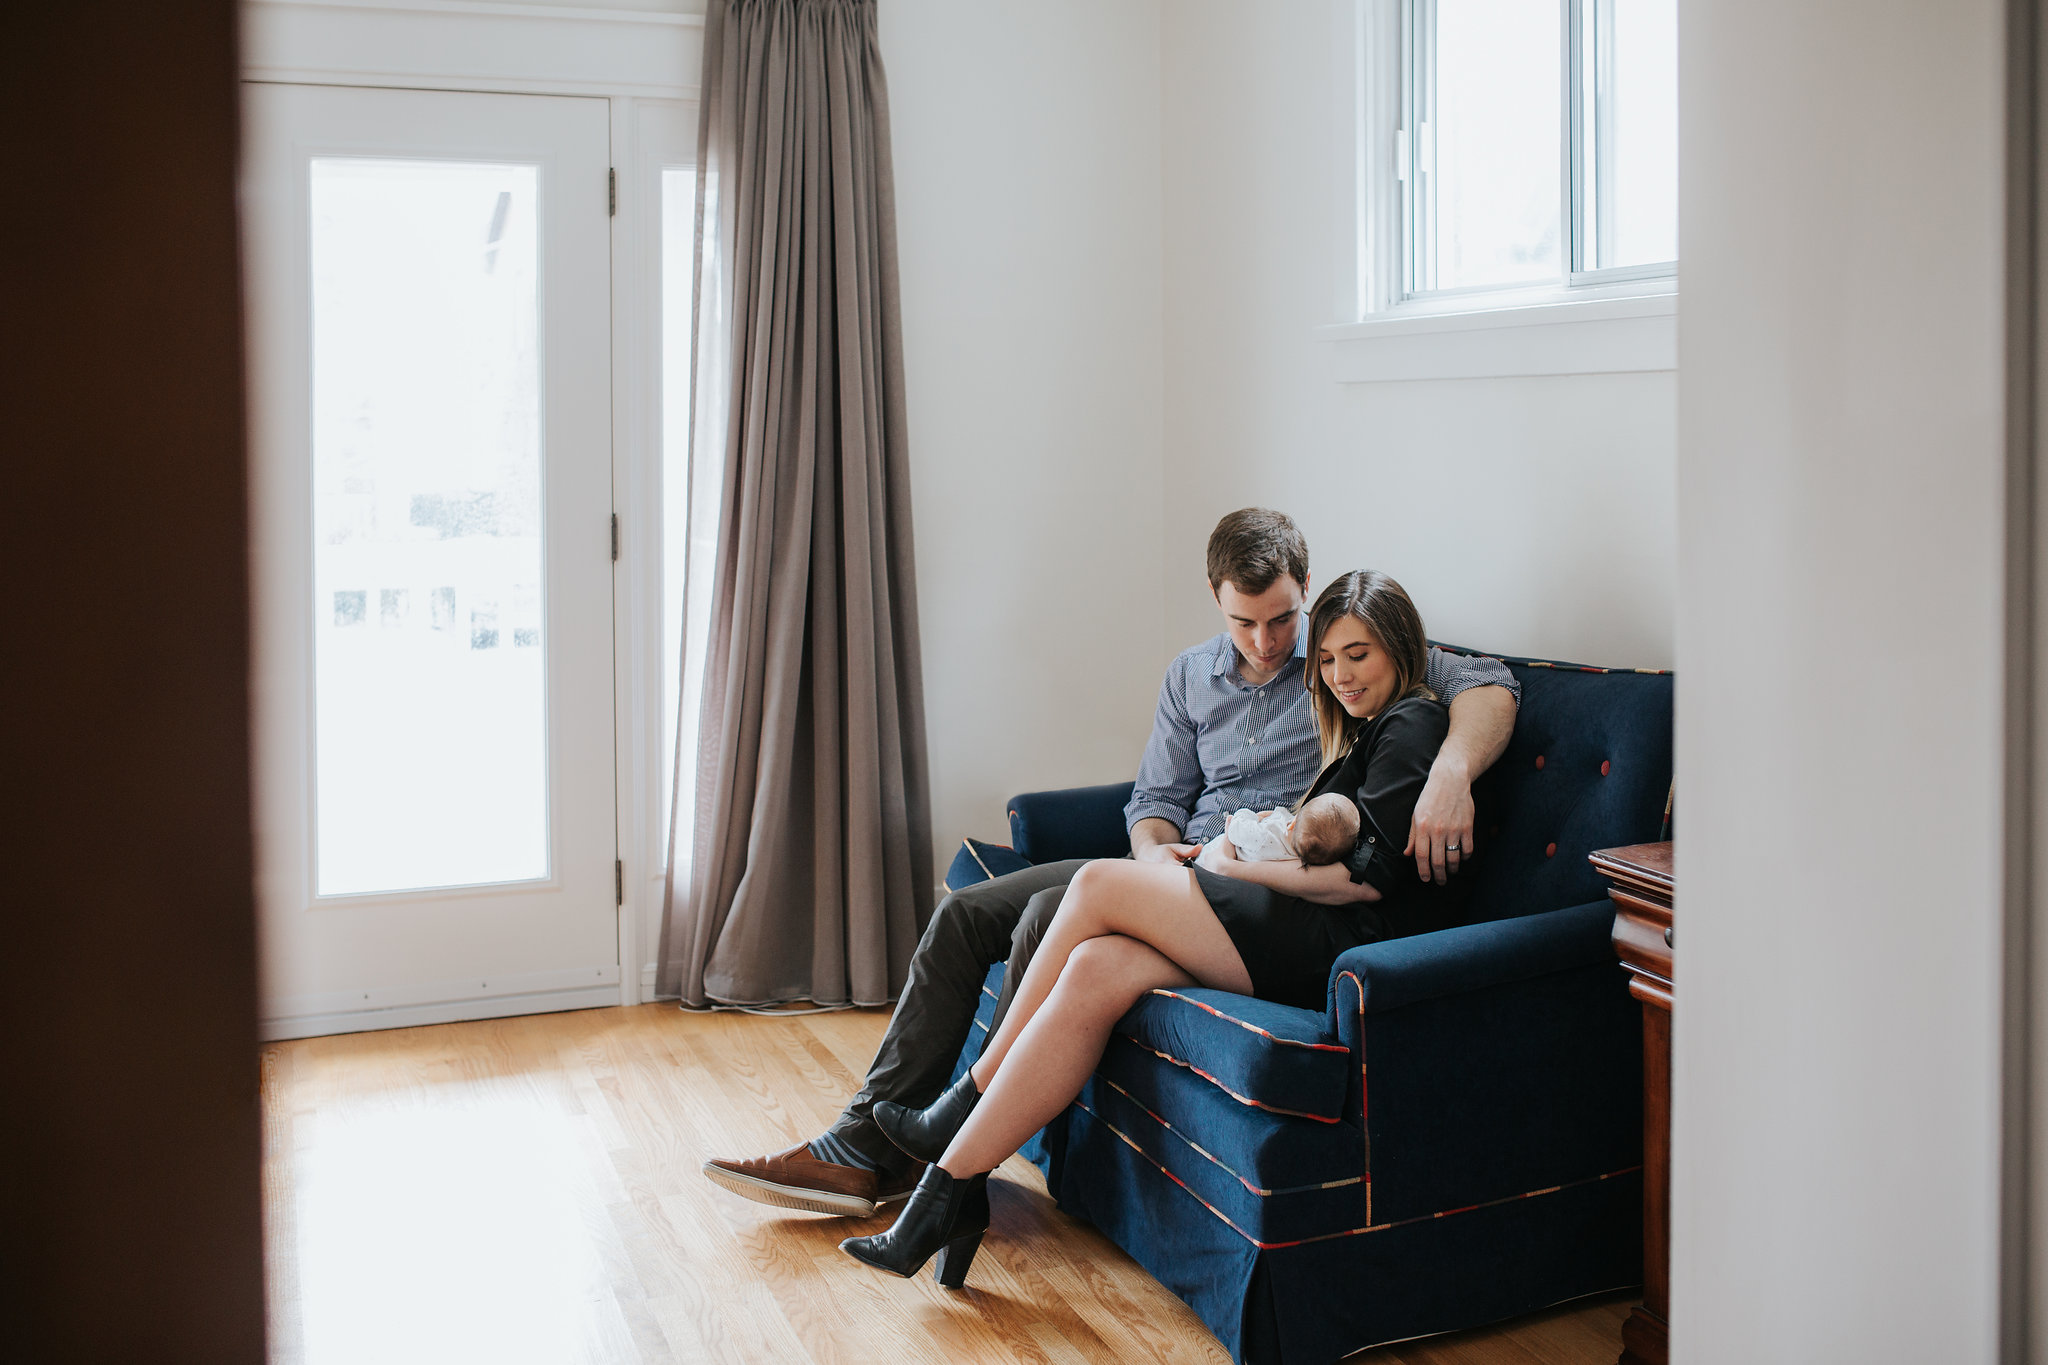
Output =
[
  {"x1": 1427, "y1": 0, "x2": 1563, "y2": 290},
  {"x1": 310, "y1": 158, "x2": 549, "y2": 897},
  {"x1": 663, "y1": 162, "x2": 729, "y2": 875},
  {"x1": 660, "y1": 167, "x2": 694, "y2": 855},
  {"x1": 1588, "y1": 0, "x2": 1678, "y2": 268}
]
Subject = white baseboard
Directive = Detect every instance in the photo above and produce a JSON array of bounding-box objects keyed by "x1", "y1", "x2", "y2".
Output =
[
  {"x1": 262, "y1": 964, "x2": 622, "y2": 1041},
  {"x1": 638, "y1": 962, "x2": 683, "y2": 1001}
]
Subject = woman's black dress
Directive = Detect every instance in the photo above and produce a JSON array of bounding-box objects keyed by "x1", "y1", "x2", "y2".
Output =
[{"x1": 1192, "y1": 694, "x2": 1467, "y2": 1010}]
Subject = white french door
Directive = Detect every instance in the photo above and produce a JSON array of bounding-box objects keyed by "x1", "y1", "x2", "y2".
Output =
[{"x1": 246, "y1": 84, "x2": 619, "y2": 1038}]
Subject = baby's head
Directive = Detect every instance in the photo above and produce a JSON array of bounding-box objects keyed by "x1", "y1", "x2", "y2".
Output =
[{"x1": 1290, "y1": 793, "x2": 1360, "y2": 867}]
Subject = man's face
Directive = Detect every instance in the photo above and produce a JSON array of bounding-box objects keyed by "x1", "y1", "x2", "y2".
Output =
[{"x1": 1214, "y1": 576, "x2": 1307, "y2": 684}]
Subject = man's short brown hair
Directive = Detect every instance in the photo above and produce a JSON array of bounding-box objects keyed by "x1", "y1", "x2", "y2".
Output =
[{"x1": 1206, "y1": 508, "x2": 1310, "y2": 596}]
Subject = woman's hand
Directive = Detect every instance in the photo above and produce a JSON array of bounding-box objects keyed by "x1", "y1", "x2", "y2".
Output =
[{"x1": 1211, "y1": 855, "x2": 1380, "y2": 906}]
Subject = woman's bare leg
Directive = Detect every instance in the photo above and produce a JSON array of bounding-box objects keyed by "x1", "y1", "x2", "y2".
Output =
[
  {"x1": 941, "y1": 934, "x2": 1191, "y2": 1176},
  {"x1": 967, "y1": 859, "x2": 1252, "y2": 1090}
]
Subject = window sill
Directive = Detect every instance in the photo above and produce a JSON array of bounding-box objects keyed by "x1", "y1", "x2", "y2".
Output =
[{"x1": 1314, "y1": 286, "x2": 1676, "y2": 383}]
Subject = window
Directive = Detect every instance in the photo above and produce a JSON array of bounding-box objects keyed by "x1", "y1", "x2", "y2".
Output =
[
  {"x1": 1398, "y1": 0, "x2": 1676, "y2": 299},
  {"x1": 1323, "y1": 0, "x2": 1677, "y2": 378}
]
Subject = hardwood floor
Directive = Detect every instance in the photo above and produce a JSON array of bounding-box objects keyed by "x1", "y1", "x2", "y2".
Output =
[{"x1": 262, "y1": 1003, "x2": 1634, "y2": 1364}]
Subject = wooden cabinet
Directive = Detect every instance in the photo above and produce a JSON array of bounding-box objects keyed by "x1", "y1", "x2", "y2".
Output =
[{"x1": 1590, "y1": 841, "x2": 1672, "y2": 1365}]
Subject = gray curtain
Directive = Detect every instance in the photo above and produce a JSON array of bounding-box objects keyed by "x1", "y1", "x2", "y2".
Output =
[{"x1": 657, "y1": 0, "x2": 933, "y2": 1007}]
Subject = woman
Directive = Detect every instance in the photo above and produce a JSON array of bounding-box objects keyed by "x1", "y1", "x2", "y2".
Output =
[{"x1": 841, "y1": 570, "x2": 1464, "y2": 1286}]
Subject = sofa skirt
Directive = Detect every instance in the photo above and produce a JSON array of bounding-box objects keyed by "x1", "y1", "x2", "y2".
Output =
[{"x1": 1054, "y1": 1095, "x2": 1643, "y2": 1365}]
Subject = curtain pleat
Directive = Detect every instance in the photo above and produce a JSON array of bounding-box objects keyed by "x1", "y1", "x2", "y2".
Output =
[{"x1": 656, "y1": 0, "x2": 932, "y2": 1007}]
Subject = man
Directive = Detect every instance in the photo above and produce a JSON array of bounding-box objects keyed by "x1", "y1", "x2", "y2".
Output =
[{"x1": 702, "y1": 509, "x2": 1519, "y2": 1216}]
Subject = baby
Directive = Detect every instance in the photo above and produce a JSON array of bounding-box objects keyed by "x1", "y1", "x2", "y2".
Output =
[{"x1": 1194, "y1": 793, "x2": 1360, "y2": 871}]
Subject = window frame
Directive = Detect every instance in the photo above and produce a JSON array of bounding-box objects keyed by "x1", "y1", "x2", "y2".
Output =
[
  {"x1": 1325, "y1": 0, "x2": 1676, "y2": 379},
  {"x1": 1398, "y1": 0, "x2": 1675, "y2": 301}
]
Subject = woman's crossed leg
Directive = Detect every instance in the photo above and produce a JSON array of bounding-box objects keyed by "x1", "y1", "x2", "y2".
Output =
[{"x1": 939, "y1": 859, "x2": 1253, "y2": 1176}]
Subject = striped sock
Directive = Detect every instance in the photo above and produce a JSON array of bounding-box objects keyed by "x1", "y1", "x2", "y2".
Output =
[{"x1": 807, "y1": 1130, "x2": 881, "y2": 1172}]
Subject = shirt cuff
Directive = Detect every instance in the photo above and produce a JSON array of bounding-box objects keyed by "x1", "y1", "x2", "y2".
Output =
[
  {"x1": 1345, "y1": 833, "x2": 1396, "y2": 889},
  {"x1": 1124, "y1": 798, "x2": 1192, "y2": 837},
  {"x1": 1439, "y1": 656, "x2": 1522, "y2": 706}
]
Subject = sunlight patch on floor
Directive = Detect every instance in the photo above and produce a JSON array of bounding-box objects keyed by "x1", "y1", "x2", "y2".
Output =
[{"x1": 296, "y1": 1085, "x2": 608, "y2": 1365}]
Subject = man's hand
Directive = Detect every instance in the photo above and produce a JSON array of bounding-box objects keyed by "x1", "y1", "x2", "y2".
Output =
[
  {"x1": 1407, "y1": 761, "x2": 1476, "y2": 885},
  {"x1": 1131, "y1": 816, "x2": 1194, "y2": 864},
  {"x1": 1404, "y1": 682, "x2": 1515, "y2": 884}
]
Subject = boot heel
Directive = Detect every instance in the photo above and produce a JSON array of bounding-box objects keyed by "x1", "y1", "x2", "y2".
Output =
[
  {"x1": 841, "y1": 1167, "x2": 989, "y2": 1283},
  {"x1": 931, "y1": 1229, "x2": 985, "y2": 1288}
]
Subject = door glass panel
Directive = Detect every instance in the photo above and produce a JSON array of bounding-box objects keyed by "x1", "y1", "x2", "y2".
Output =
[{"x1": 310, "y1": 158, "x2": 549, "y2": 896}]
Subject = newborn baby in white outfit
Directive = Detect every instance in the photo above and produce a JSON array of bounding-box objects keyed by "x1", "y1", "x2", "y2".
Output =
[{"x1": 1195, "y1": 792, "x2": 1360, "y2": 871}]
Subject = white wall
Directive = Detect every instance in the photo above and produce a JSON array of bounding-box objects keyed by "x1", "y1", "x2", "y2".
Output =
[
  {"x1": 1674, "y1": 1, "x2": 2006, "y2": 1359},
  {"x1": 882, "y1": 0, "x2": 1168, "y2": 864},
  {"x1": 1158, "y1": 4, "x2": 1676, "y2": 670}
]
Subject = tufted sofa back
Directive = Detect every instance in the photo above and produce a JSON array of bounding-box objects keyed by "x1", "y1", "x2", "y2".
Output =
[{"x1": 1450, "y1": 650, "x2": 1673, "y2": 924}]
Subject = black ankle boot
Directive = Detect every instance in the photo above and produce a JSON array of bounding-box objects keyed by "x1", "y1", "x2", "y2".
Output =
[
  {"x1": 839, "y1": 1165, "x2": 991, "y2": 1287},
  {"x1": 873, "y1": 1072, "x2": 981, "y2": 1163}
]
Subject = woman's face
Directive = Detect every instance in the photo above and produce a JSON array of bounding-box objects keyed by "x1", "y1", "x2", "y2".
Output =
[{"x1": 1318, "y1": 614, "x2": 1398, "y2": 720}]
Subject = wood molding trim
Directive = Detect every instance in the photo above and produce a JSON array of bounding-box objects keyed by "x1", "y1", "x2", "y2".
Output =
[{"x1": 243, "y1": 0, "x2": 704, "y2": 98}]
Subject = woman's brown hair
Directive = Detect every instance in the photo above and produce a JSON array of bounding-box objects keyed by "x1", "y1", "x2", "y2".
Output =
[{"x1": 1302, "y1": 570, "x2": 1434, "y2": 769}]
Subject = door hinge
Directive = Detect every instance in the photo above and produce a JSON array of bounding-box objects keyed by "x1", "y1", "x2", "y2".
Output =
[
  {"x1": 616, "y1": 859, "x2": 624, "y2": 906},
  {"x1": 611, "y1": 513, "x2": 619, "y2": 561},
  {"x1": 608, "y1": 168, "x2": 617, "y2": 217}
]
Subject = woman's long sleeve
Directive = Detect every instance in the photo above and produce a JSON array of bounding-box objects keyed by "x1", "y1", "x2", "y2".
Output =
[{"x1": 1340, "y1": 699, "x2": 1450, "y2": 891}]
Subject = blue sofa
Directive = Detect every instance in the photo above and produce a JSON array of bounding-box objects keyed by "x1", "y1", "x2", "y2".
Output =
[{"x1": 940, "y1": 650, "x2": 1672, "y2": 1364}]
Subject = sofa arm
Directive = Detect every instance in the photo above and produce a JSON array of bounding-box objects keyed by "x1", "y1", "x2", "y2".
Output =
[
  {"x1": 1006, "y1": 782, "x2": 1135, "y2": 864},
  {"x1": 1325, "y1": 899, "x2": 1620, "y2": 1021},
  {"x1": 1327, "y1": 900, "x2": 1643, "y2": 1227}
]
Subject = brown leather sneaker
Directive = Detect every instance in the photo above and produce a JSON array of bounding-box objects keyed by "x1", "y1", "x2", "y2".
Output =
[{"x1": 701, "y1": 1142, "x2": 921, "y2": 1218}]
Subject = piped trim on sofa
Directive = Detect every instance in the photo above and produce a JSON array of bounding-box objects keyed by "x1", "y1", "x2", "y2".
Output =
[
  {"x1": 1334, "y1": 969, "x2": 1376, "y2": 1223},
  {"x1": 1144, "y1": 988, "x2": 1350, "y2": 1052},
  {"x1": 1430, "y1": 642, "x2": 1673, "y2": 676},
  {"x1": 1079, "y1": 1091, "x2": 1642, "y2": 1252},
  {"x1": 1116, "y1": 1034, "x2": 1343, "y2": 1124},
  {"x1": 1099, "y1": 1075, "x2": 1364, "y2": 1198},
  {"x1": 1336, "y1": 970, "x2": 1371, "y2": 1127},
  {"x1": 963, "y1": 839, "x2": 1010, "y2": 882},
  {"x1": 1523, "y1": 661, "x2": 1670, "y2": 674}
]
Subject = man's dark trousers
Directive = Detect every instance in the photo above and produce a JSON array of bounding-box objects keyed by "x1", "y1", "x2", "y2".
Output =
[{"x1": 825, "y1": 858, "x2": 1090, "y2": 1172}]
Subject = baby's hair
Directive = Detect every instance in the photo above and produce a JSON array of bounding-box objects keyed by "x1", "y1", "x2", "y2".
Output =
[{"x1": 1292, "y1": 794, "x2": 1360, "y2": 868}]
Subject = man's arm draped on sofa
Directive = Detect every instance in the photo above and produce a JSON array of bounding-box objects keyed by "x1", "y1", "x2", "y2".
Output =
[{"x1": 1410, "y1": 683, "x2": 1515, "y2": 884}]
